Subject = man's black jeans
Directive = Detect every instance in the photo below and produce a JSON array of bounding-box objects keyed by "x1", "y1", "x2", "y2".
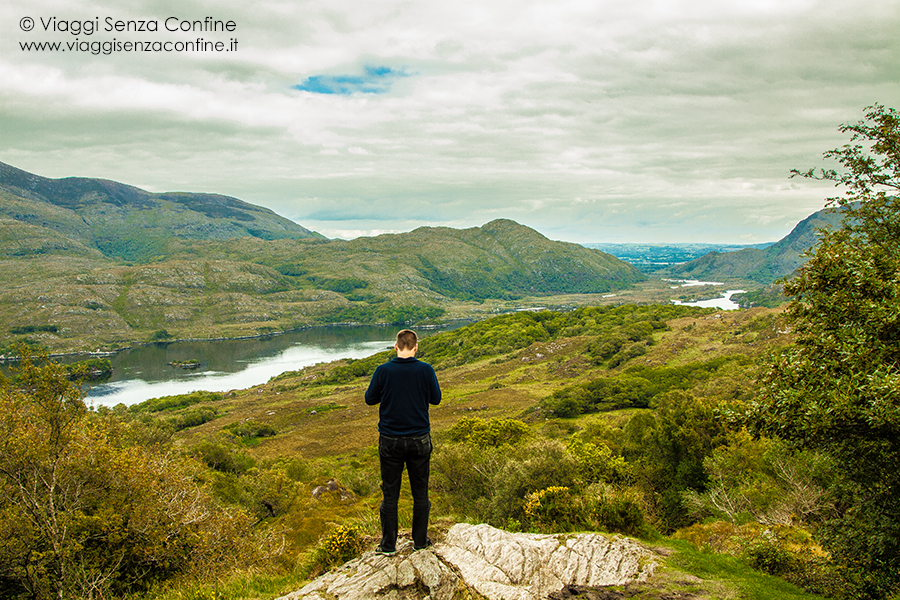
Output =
[{"x1": 378, "y1": 433, "x2": 432, "y2": 550}]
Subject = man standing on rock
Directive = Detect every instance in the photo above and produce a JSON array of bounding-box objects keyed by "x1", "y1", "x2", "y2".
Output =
[{"x1": 365, "y1": 329, "x2": 441, "y2": 554}]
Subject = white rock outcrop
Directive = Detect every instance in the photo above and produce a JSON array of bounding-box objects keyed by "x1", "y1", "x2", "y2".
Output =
[{"x1": 276, "y1": 523, "x2": 656, "y2": 600}]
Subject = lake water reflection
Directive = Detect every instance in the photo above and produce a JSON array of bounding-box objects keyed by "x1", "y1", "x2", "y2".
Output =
[{"x1": 83, "y1": 325, "x2": 401, "y2": 407}]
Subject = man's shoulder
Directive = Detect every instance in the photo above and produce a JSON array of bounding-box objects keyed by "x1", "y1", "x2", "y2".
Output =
[{"x1": 384, "y1": 357, "x2": 436, "y2": 373}]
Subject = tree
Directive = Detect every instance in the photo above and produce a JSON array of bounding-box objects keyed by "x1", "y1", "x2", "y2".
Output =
[
  {"x1": 748, "y1": 104, "x2": 900, "y2": 598},
  {"x1": 0, "y1": 349, "x2": 275, "y2": 599}
]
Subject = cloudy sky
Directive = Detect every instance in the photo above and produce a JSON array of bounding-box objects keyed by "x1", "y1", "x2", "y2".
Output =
[{"x1": 2, "y1": 0, "x2": 898, "y2": 243}]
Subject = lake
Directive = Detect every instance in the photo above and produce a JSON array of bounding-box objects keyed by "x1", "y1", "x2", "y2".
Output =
[
  {"x1": 80, "y1": 325, "x2": 402, "y2": 407},
  {"x1": 672, "y1": 290, "x2": 746, "y2": 310}
]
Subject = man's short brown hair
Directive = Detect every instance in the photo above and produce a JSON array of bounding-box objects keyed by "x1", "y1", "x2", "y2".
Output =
[{"x1": 396, "y1": 329, "x2": 418, "y2": 351}]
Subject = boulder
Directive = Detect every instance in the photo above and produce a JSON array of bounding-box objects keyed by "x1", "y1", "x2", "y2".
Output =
[{"x1": 276, "y1": 523, "x2": 656, "y2": 600}]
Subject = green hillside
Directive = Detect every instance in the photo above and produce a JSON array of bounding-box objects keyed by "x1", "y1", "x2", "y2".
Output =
[
  {"x1": 666, "y1": 207, "x2": 843, "y2": 283},
  {"x1": 0, "y1": 163, "x2": 645, "y2": 353},
  {"x1": 2, "y1": 303, "x2": 840, "y2": 600},
  {"x1": 0, "y1": 161, "x2": 324, "y2": 261}
]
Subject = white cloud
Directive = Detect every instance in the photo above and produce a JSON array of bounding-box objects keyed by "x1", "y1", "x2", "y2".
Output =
[{"x1": 1, "y1": 0, "x2": 897, "y2": 242}]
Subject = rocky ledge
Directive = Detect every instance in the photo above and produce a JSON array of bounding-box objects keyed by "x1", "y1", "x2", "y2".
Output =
[{"x1": 277, "y1": 523, "x2": 657, "y2": 600}]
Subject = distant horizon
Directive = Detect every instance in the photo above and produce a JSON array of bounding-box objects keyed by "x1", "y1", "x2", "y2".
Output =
[{"x1": 2, "y1": 157, "x2": 794, "y2": 248}]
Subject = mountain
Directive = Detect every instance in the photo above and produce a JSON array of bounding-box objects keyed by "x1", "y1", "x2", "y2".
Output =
[
  {"x1": 0, "y1": 161, "x2": 323, "y2": 261},
  {"x1": 0, "y1": 162, "x2": 644, "y2": 353},
  {"x1": 318, "y1": 219, "x2": 646, "y2": 299},
  {"x1": 665, "y1": 206, "x2": 844, "y2": 283}
]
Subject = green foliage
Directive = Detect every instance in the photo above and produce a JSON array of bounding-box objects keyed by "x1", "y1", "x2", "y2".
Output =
[
  {"x1": 130, "y1": 390, "x2": 224, "y2": 413},
  {"x1": 566, "y1": 436, "x2": 630, "y2": 484},
  {"x1": 190, "y1": 436, "x2": 256, "y2": 474},
  {"x1": 302, "y1": 524, "x2": 367, "y2": 577},
  {"x1": 330, "y1": 303, "x2": 446, "y2": 326},
  {"x1": 672, "y1": 527, "x2": 840, "y2": 599},
  {"x1": 418, "y1": 304, "x2": 703, "y2": 368},
  {"x1": 544, "y1": 356, "x2": 746, "y2": 417},
  {"x1": 223, "y1": 419, "x2": 277, "y2": 440},
  {"x1": 629, "y1": 391, "x2": 731, "y2": 531},
  {"x1": 750, "y1": 104, "x2": 900, "y2": 599},
  {"x1": 447, "y1": 416, "x2": 531, "y2": 448},
  {"x1": 275, "y1": 263, "x2": 307, "y2": 277},
  {"x1": 590, "y1": 486, "x2": 647, "y2": 536},
  {"x1": 166, "y1": 406, "x2": 218, "y2": 430},
  {"x1": 64, "y1": 357, "x2": 112, "y2": 382},
  {"x1": 0, "y1": 350, "x2": 273, "y2": 599},
  {"x1": 306, "y1": 276, "x2": 368, "y2": 294},
  {"x1": 9, "y1": 324, "x2": 58, "y2": 335},
  {"x1": 296, "y1": 352, "x2": 390, "y2": 387},
  {"x1": 523, "y1": 486, "x2": 584, "y2": 531},
  {"x1": 683, "y1": 430, "x2": 834, "y2": 527},
  {"x1": 150, "y1": 328, "x2": 174, "y2": 341}
]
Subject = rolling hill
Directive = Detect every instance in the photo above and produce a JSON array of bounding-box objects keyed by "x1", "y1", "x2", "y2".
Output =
[
  {"x1": 0, "y1": 161, "x2": 324, "y2": 261},
  {"x1": 0, "y1": 163, "x2": 645, "y2": 353}
]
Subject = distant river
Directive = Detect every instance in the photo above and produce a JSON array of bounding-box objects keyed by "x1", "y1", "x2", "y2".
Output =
[
  {"x1": 78, "y1": 325, "x2": 403, "y2": 407},
  {"x1": 672, "y1": 290, "x2": 746, "y2": 310}
]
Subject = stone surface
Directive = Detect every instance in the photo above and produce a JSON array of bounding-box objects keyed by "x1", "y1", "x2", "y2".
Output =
[{"x1": 276, "y1": 523, "x2": 657, "y2": 600}]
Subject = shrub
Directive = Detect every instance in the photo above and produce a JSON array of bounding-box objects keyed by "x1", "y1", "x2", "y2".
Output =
[
  {"x1": 130, "y1": 390, "x2": 224, "y2": 413},
  {"x1": 190, "y1": 437, "x2": 256, "y2": 474},
  {"x1": 167, "y1": 406, "x2": 218, "y2": 430},
  {"x1": 447, "y1": 416, "x2": 531, "y2": 448},
  {"x1": 742, "y1": 536, "x2": 796, "y2": 576},
  {"x1": 523, "y1": 486, "x2": 585, "y2": 531},
  {"x1": 591, "y1": 487, "x2": 647, "y2": 536},
  {"x1": 303, "y1": 524, "x2": 367, "y2": 576},
  {"x1": 567, "y1": 437, "x2": 630, "y2": 484},
  {"x1": 64, "y1": 358, "x2": 113, "y2": 382},
  {"x1": 224, "y1": 419, "x2": 276, "y2": 440}
]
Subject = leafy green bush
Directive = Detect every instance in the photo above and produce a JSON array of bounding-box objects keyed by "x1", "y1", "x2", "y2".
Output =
[
  {"x1": 447, "y1": 417, "x2": 531, "y2": 448},
  {"x1": 190, "y1": 437, "x2": 256, "y2": 474},
  {"x1": 488, "y1": 440, "x2": 581, "y2": 525},
  {"x1": 307, "y1": 276, "x2": 369, "y2": 293},
  {"x1": 64, "y1": 358, "x2": 112, "y2": 382},
  {"x1": 9, "y1": 324, "x2": 58, "y2": 335},
  {"x1": 0, "y1": 352, "x2": 276, "y2": 599},
  {"x1": 566, "y1": 437, "x2": 630, "y2": 484},
  {"x1": 302, "y1": 524, "x2": 367, "y2": 577},
  {"x1": 330, "y1": 303, "x2": 446, "y2": 326},
  {"x1": 224, "y1": 419, "x2": 276, "y2": 439},
  {"x1": 543, "y1": 356, "x2": 747, "y2": 417},
  {"x1": 590, "y1": 487, "x2": 647, "y2": 536},
  {"x1": 523, "y1": 486, "x2": 584, "y2": 531},
  {"x1": 167, "y1": 406, "x2": 218, "y2": 430},
  {"x1": 742, "y1": 536, "x2": 797, "y2": 576},
  {"x1": 130, "y1": 390, "x2": 224, "y2": 413}
]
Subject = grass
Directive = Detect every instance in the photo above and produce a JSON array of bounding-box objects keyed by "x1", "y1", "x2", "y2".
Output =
[{"x1": 662, "y1": 539, "x2": 829, "y2": 600}]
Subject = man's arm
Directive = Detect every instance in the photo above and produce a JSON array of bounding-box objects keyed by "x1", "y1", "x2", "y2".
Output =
[
  {"x1": 365, "y1": 367, "x2": 383, "y2": 405},
  {"x1": 428, "y1": 367, "x2": 441, "y2": 406}
]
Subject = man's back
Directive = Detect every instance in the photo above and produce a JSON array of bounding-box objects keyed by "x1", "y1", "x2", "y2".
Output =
[{"x1": 365, "y1": 356, "x2": 441, "y2": 436}]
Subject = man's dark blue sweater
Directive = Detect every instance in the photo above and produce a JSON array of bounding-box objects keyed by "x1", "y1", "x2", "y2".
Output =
[{"x1": 365, "y1": 357, "x2": 441, "y2": 436}]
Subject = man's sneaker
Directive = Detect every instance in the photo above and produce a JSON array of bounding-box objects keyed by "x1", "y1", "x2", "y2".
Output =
[
  {"x1": 375, "y1": 545, "x2": 396, "y2": 555},
  {"x1": 414, "y1": 537, "x2": 433, "y2": 551}
]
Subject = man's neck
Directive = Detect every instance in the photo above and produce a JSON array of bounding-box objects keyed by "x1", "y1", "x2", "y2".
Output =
[{"x1": 396, "y1": 346, "x2": 417, "y2": 359}]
